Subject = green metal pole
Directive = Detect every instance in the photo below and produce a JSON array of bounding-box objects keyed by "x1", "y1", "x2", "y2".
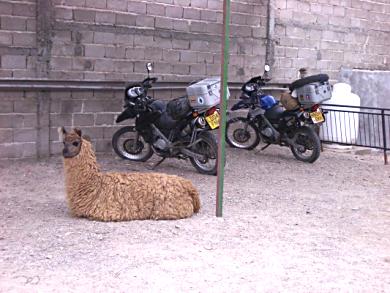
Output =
[{"x1": 216, "y1": 0, "x2": 231, "y2": 217}]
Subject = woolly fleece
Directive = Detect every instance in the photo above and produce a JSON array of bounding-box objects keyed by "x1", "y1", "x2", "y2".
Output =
[{"x1": 62, "y1": 132, "x2": 201, "y2": 221}]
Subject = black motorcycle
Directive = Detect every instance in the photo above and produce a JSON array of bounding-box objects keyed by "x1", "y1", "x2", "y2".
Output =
[
  {"x1": 226, "y1": 65, "x2": 329, "y2": 163},
  {"x1": 112, "y1": 63, "x2": 219, "y2": 175}
]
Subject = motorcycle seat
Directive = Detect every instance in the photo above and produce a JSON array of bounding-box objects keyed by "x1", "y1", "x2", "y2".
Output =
[
  {"x1": 149, "y1": 100, "x2": 165, "y2": 112},
  {"x1": 264, "y1": 105, "x2": 285, "y2": 121},
  {"x1": 150, "y1": 100, "x2": 179, "y2": 129}
]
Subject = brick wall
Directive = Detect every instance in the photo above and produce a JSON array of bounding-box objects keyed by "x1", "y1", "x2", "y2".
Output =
[{"x1": 272, "y1": 0, "x2": 390, "y2": 83}]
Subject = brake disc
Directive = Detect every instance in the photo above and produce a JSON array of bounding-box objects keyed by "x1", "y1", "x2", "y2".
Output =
[
  {"x1": 233, "y1": 129, "x2": 250, "y2": 143},
  {"x1": 123, "y1": 139, "x2": 144, "y2": 154}
]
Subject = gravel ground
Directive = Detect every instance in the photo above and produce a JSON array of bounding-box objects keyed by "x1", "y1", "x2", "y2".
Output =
[{"x1": 0, "y1": 145, "x2": 389, "y2": 292}]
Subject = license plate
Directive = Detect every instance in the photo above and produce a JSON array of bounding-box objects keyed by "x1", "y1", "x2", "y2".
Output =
[
  {"x1": 205, "y1": 111, "x2": 220, "y2": 129},
  {"x1": 310, "y1": 111, "x2": 324, "y2": 123}
]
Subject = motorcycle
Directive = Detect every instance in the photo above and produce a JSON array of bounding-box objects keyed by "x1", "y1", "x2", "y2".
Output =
[
  {"x1": 226, "y1": 65, "x2": 330, "y2": 163},
  {"x1": 112, "y1": 63, "x2": 220, "y2": 175}
]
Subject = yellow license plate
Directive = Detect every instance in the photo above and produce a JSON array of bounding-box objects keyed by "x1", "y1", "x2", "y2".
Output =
[
  {"x1": 310, "y1": 111, "x2": 324, "y2": 123},
  {"x1": 205, "y1": 111, "x2": 220, "y2": 129}
]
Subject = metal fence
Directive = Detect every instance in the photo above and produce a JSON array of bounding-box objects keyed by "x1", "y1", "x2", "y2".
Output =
[{"x1": 320, "y1": 104, "x2": 389, "y2": 164}]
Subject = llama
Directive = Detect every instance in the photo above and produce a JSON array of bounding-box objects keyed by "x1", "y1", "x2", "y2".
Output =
[{"x1": 58, "y1": 127, "x2": 201, "y2": 221}]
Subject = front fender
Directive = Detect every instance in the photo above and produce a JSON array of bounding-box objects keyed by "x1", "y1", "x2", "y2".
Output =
[{"x1": 116, "y1": 107, "x2": 137, "y2": 123}]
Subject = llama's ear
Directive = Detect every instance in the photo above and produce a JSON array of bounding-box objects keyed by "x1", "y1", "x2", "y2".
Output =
[
  {"x1": 57, "y1": 127, "x2": 67, "y2": 141},
  {"x1": 73, "y1": 128, "x2": 82, "y2": 137},
  {"x1": 82, "y1": 135, "x2": 91, "y2": 142}
]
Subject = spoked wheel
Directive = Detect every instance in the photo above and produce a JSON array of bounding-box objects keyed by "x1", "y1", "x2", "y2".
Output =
[
  {"x1": 226, "y1": 117, "x2": 260, "y2": 150},
  {"x1": 290, "y1": 126, "x2": 321, "y2": 163},
  {"x1": 190, "y1": 132, "x2": 218, "y2": 175},
  {"x1": 112, "y1": 126, "x2": 153, "y2": 162}
]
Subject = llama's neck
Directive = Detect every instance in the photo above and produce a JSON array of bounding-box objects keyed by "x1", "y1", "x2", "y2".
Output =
[{"x1": 63, "y1": 140, "x2": 102, "y2": 202}]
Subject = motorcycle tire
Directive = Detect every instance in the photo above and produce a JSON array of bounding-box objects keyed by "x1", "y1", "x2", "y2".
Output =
[
  {"x1": 226, "y1": 117, "x2": 260, "y2": 150},
  {"x1": 112, "y1": 126, "x2": 153, "y2": 162},
  {"x1": 290, "y1": 126, "x2": 321, "y2": 163},
  {"x1": 189, "y1": 132, "x2": 218, "y2": 176}
]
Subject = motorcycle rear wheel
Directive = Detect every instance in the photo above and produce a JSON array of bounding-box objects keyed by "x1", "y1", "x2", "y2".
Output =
[
  {"x1": 112, "y1": 126, "x2": 153, "y2": 162},
  {"x1": 290, "y1": 126, "x2": 321, "y2": 163},
  {"x1": 189, "y1": 132, "x2": 218, "y2": 175},
  {"x1": 226, "y1": 117, "x2": 260, "y2": 150}
]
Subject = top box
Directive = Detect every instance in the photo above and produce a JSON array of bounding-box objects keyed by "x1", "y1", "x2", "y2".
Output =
[
  {"x1": 296, "y1": 81, "x2": 332, "y2": 107},
  {"x1": 186, "y1": 77, "x2": 230, "y2": 109}
]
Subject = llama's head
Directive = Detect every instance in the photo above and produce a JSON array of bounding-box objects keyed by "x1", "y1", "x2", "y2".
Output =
[{"x1": 58, "y1": 127, "x2": 90, "y2": 158}]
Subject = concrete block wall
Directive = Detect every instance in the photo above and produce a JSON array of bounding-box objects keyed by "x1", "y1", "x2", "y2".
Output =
[
  {"x1": 51, "y1": 0, "x2": 267, "y2": 82},
  {"x1": 48, "y1": 89, "x2": 125, "y2": 155},
  {"x1": 0, "y1": 91, "x2": 38, "y2": 158},
  {"x1": 0, "y1": 0, "x2": 267, "y2": 159},
  {"x1": 0, "y1": 0, "x2": 37, "y2": 78},
  {"x1": 272, "y1": 0, "x2": 390, "y2": 83},
  {"x1": 1, "y1": 0, "x2": 390, "y2": 159}
]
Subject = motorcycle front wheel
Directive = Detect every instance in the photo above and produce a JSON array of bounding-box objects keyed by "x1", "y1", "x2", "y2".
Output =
[
  {"x1": 189, "y1": 132, "x2": 218, "y2": 175},
  {"x1": 290, "y1": 126, "x2": 321, "y2": 163},
  {"x1": 112, "y1": 126, "x2": 153, "y2": 162},
  {"x1": 226, "y1": 117, "x2": 260, "y2": 150}
]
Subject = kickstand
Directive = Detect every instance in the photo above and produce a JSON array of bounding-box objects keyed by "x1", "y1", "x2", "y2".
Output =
[
  {"x1": 261, "y1": 143, "x2": 271, "y2": 151},
  {"x1": 147, "y1": 157, "x2": 166, "y2": 170}
]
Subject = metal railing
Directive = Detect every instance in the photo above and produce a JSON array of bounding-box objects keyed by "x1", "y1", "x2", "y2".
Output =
[{"x1": 320, "y1": 104, "x2": 389, "y2": 164}]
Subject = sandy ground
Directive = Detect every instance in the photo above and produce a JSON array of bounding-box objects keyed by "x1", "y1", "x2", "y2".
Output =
[{"x1": 0, "y1": 145, "x2": 389, "y2": 292}]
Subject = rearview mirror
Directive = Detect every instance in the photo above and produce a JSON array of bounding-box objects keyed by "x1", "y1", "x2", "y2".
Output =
[
  {"x1": 146, "y1": 62, "x2": 153, "y2": 72},
  {"x1": 264, "y1": 64, "x2": 270, "y2": 72}
]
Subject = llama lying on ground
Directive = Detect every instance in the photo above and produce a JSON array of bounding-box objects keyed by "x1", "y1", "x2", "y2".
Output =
[{"x1": 58, "y1": 127, "x2": 201, "y2": 221}]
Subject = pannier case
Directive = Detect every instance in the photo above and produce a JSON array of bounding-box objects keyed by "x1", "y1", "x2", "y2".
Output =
[
  {"x1": 296, "y1": 81, "x2": 332, "y2": 107},
  {"x1": 186, "y1": 77, "x2": 229, "y2": 109}
]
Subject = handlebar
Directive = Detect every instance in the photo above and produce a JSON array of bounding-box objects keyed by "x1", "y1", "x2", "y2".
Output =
[
  {"x1": 142, "y1": 77, "x2": 158, "y2": 88},
  {"x1": 241, "y1": 74, "x2": 269, "y2": 94}
]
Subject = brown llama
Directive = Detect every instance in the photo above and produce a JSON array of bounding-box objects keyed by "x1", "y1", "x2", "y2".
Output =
[{"x1": 58, "y1": 127, "x2": 201, "y2": 221}]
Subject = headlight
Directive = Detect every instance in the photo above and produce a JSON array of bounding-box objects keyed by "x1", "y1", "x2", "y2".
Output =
[
  {"x1": 245, "y1": 84, "x2": 255, "y2": 92},
  {"x1": 127, "y1": 87, "x2": 144, "y2": 98}
]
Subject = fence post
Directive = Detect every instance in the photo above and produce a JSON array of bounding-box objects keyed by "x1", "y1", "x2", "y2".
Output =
[
  {"x1": 216, "y1": 0, "x2": 231, "y2": 217},
  {"x1": 381, "y1": 110, "x2": 388, "y2": 165}
]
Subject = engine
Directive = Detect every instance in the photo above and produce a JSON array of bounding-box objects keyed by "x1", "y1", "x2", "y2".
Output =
[
  {"x1": 153, "y1": 137, "x2": 168, "y2": 151},
  {"x1": 260, "y1": 125, "x2": 280, "y2": 142}
]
